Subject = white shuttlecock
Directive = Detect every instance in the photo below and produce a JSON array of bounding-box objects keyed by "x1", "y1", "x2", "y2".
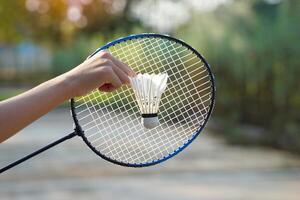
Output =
[{"x1": 129, "y1": 73, "x2": 168, "y2": 129}]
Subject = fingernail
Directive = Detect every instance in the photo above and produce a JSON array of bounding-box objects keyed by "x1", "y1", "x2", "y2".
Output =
[{"x1": 129, "y1": 71, "x2": 136, "y2": 77}]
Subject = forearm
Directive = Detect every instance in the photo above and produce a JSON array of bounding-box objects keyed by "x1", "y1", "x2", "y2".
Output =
[
  {"x1": 0, "y1": 75, "x2": 73, "y2": 143},
  {"x1": 0, "y1": 51, "x2": 135, "y2": 143}
]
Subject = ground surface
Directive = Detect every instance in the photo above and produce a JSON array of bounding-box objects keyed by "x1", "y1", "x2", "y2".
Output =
[{"x1": 1, "y1": 108, "x2": 300, "y2": 200}]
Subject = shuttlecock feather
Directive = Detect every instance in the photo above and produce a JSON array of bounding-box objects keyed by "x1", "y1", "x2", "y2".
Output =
[{"x1": 129, "y1": 73, "x2": 168, "y2": 129}]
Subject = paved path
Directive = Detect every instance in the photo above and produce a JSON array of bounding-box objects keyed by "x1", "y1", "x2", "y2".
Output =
[{"x1": 1, "y1": 108, "x2": 300, "y2": 200}]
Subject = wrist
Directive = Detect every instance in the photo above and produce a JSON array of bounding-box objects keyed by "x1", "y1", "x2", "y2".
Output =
[{"x1": 54, "y1": 72, "x2": 78, "y2": 100}]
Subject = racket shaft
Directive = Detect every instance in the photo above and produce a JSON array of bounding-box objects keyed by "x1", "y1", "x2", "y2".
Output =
[{"x1": 0, "y1": 132, "x2": 77, "y2": 174}]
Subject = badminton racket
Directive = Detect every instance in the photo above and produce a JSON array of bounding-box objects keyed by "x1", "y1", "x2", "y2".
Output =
[{"x1": 0, "y1": 33, "x2": 215, "y2": 173}]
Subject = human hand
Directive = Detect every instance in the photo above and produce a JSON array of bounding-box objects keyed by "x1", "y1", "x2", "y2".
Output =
[{"x1": 64, "y1": 51, "x2": 136, "y2": 97}]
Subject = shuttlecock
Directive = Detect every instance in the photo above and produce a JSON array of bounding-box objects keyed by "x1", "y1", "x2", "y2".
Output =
[{"x1": 129, "y1": 73, "x2": 168, "y2": 129}]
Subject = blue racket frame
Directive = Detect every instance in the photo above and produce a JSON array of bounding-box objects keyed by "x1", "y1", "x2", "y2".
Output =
[{"x1": 71, "y1": 33, "x2": 216, "y2": 167}]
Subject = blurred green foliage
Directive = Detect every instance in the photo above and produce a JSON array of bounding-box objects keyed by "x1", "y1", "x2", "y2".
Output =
[
  {"x1": 51, "y1": 26, "x2": 146, "y2": 75},
  {"x1": 52, "y1": 37, "x2": 92, "y2": 76},
  {"x1": 0, "y1": 88, "x2": 26, "y2": 101},
  {"x1": 177, "y1": 0, "x2": 300, "y2": 152}
]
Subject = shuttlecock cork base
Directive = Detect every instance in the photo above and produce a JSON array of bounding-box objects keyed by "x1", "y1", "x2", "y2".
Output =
[
  {"x1": 141, "y1": 113, "x2": 159, "y2": 129},
  {"x1": 129, "y1": 73, "x2": 168, "y2": 129}
]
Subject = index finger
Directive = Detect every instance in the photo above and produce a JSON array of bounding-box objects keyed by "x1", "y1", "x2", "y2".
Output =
[{"x1": 110, "y1": 56, "x2": 136, "y2": 77}]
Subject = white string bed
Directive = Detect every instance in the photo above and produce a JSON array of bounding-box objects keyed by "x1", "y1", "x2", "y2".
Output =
[{"x1": 73, "y1": 36, "x2": 213, "y2": 165}]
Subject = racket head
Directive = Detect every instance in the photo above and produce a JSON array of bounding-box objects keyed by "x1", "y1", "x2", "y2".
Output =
[{"x1": 71, "y1": 33, "x2": 216, "y2": 167}]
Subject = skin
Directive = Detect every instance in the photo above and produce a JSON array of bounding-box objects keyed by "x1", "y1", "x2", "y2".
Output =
[{"x1": 0, "y1": 51, "x2": 136, "y2": 143}]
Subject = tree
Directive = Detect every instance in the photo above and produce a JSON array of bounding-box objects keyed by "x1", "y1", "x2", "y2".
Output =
[{"x1": 0, "y1": 0, "x2": 138, "y2": 44}]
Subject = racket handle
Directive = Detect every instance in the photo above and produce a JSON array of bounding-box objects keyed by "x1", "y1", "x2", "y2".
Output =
[{"x1": 0, "y1": 132, "x2": 77, "y2": 174}]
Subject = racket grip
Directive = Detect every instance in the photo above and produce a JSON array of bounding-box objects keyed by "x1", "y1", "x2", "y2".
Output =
[{"x1": 0, "y1": 132, "x2": 77, "y2": 174}]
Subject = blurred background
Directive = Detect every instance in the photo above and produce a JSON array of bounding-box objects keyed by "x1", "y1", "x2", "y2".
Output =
[{"x1": 0, "y1": 0, "x2": 300, "y2": 199}]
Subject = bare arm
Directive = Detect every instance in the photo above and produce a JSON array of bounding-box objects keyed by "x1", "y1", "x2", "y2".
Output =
[{"x1": 0, "y1": 51, "x2": 135, "y2": 143}]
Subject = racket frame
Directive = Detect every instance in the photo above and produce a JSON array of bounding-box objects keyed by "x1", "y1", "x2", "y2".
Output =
[{"x1": 71, "y1": 33, "x2": 216, "y2": 167}]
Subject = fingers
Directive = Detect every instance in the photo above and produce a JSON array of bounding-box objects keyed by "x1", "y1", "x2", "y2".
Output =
[
  {"x1": 99, "y1": 83, "x2": 116, "y2": 92},
  {"x1": 86, "y1": 50, "x2": 136, "y2": 93},
  {"x1": 98, "y1": 71, "x2": 122, "y2": 93},
  {"x1": 104, "y1": 67, "x2": 123, "y2": 89},
  {"x1": 110, "y1": 56, "x2": 136, "y2": 77},
  {"x1": 110, "y1": 63, "x2": 130, "y2": 84},
  {"x1": 96, "y1": 50, "x2": 136, "y2": 77}
]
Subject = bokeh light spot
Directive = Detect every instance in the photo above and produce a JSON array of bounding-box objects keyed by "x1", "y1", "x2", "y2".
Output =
[{"x1": 67, "y1": 6, "x2": 82, "y2": 22}]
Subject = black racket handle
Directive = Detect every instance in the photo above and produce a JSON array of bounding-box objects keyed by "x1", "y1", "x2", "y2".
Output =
[{"x1": 0, "y1": 132, "x2": 77, "y2": 174}]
